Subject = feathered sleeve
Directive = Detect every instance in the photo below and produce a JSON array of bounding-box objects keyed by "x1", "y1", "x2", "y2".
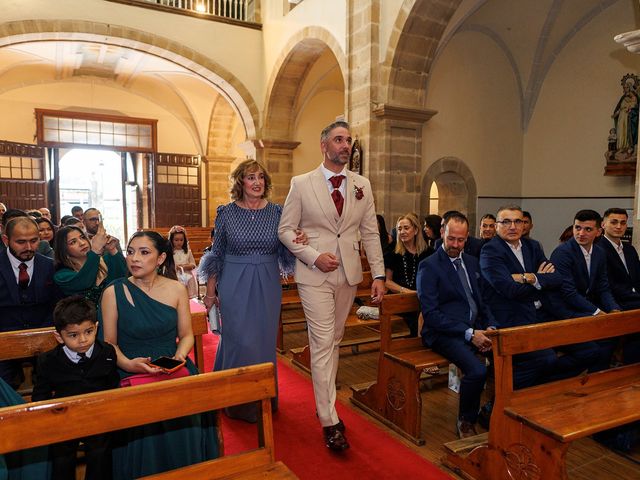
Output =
[
  {"x1": 198, "y1": 204, "x2": 227, "y2": 282},
  {"x1": 275, "y1": 204, "x2": 296, "y2": 278}
]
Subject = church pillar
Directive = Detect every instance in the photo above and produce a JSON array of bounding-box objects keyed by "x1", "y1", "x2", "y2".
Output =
[
  {"x1": 615, "y1": 30, "x2": 640, "y2": 250},
  {"x1": 253, "y1": 139, "x2": 300, "y2": 205},
  {"x1": 204, "y1": 154, "x2": 235, "y2": 223}
]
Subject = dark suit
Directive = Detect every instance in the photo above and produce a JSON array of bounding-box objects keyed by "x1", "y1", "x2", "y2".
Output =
[
  {"x1": 480, "y1": 236, "x2": 597, "y2": 387},
  {"x1": 549, "y1": 238, "x2": 620, "y2": 371},
  {"x1": 32, "y1": 340, "x2": 119, "y2": 480},
  {"x1": 0, "y1": 250, "x2": 58, "y2": 385},
  {"x1": 599, "y1": 237, "x2": 640, "y2": 310},
  {"x1": 599, "y1": 237, "x2": 640, "y2": 364},
  {"x1": 434, "y1": 235, "x2": 484, "y2": 258},
  {"x1": 549, "y1": 238, "x2": 620, "y2": 318},
  {"x1": 417, "y1": 248, "x2": 495, "y2": 422}
]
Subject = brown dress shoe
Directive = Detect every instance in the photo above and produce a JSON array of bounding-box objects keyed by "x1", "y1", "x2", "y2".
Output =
[
  {"x1": 323, "y1": 424, "x2": 350, "y2": 451},
  {"x1": 457, "y1": 419, "x2": 478, "y2": 439}
]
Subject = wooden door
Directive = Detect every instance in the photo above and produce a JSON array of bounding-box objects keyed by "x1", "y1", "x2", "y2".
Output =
[{"x1": 152, "y1": 153, "x2": 201, "y2": 227}]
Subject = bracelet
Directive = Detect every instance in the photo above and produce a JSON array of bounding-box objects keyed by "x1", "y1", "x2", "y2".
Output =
[
  {"x1": 521, "y1": 273, "x2": 527, "y2": 284},
  {"x1": 204, "y1": 295, "x2": 216, "y2": 299},
  {"x1": 400, "y1": 287, "x2": 405, "y2": 293}
]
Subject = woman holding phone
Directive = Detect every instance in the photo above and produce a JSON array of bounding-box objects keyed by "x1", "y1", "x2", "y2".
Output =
[
  {"x1": 53, "y1": 223, "x2": 127, "y2": 306},
  {"x1": 101, "y1": 231, "x2": 218, "y2": 478}
]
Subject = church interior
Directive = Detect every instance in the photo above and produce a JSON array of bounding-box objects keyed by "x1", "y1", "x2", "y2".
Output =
[{"x1": 1, "y1": 0, "x2": 640, "y2": 478}]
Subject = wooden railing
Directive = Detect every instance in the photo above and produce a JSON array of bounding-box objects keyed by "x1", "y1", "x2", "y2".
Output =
[{"x1": 106, "y1": 0, "x2": 260, "y2": 27}]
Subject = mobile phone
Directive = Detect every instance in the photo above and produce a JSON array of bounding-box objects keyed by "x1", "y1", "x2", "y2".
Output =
[{"x1": 148, "y1": 356, "x2": 185, "y2": 373}]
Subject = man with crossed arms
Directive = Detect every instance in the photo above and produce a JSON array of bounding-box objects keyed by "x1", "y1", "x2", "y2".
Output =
[{"x1": 279, "y1": 121, "x2": 385, "y2": 452}]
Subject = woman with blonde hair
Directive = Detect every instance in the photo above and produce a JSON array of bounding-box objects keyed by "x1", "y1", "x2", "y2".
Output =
[
  {"x1": 199, "y1": 159, "x2": 305, "y2": 422},
  {"x1": 384, "y1": 212, "x2": 433, "y2": 336}
]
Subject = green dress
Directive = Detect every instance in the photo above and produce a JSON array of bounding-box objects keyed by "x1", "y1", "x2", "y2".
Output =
[
  {"x1": 0, "y1": 379, "x2": 50, "y2": 479},
  {"x1": 54, "y1": 250, "x2": 128, "y2": 306},
  {"x1": 110, "y1": 278, "x2": 219, "y2": 479}
]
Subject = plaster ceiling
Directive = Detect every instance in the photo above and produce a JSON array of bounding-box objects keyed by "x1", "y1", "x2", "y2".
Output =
[{"x1": 0, "y1": 40, "x2": 229, "y2": 154}]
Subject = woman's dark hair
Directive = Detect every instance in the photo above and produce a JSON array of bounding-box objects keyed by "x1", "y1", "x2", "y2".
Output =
[
  {"x1": 127, "y1": 231, "x2": 177, "y2": 281},
  {"x1": 169, "y1": 228, "x2": 189, "y2": 253},
  {"x1": 424, "y1": 214, "x2": 442, "y2": 240},
  {"x1": 36, "y1": 217, "x2": 56, "y2": 247},
  {"x1": 54, "y1": 225, "x2": 87, "y2": 270},
  {"x1": 376, "y1": 214, "x2": 390, "y2": 251}
]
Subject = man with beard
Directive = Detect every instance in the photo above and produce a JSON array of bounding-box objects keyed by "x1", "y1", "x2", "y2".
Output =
[
  {"x1": 417, "y1": 212, "x2": 496, "y2": 438},
  {"x1": 279, "y1": 120, "x2": 385, "y2": 452},
  {"x1": 0, "y1": 216, "x2": 58, "y2": 386},
  {"x1": 83, "y1": 208, "x2": 101, "y2": 238}
]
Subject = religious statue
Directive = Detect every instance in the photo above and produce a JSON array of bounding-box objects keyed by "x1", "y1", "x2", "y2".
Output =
[
  {"x1": 350, "y1": 137, "x2": 363, "y2": 174},
  {"x1": 605, "y1": 73, "x2": 639, "y2": 175}
]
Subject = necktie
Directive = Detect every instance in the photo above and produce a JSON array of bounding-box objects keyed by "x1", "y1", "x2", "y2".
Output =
[
  {"x1": 18, "y1": 263, "x2": 29, "y2": 289},
  {"x1": 453, "y1": 258, "x2": 478, "y2": 325},
  {"x1": 329, "y1": 175, "x2": 345, "y2": 216},
  {"x1": 78, "y1": 352, "x2": 88, "y2": 364}
]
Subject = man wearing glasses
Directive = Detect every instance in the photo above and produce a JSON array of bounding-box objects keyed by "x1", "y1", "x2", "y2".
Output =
[
  {"x1": 549, "y1": 209, "x2": 620, "y2": 371},
  {"x1": 480, "y1": 205, "x2": 564, "y2": 388}
]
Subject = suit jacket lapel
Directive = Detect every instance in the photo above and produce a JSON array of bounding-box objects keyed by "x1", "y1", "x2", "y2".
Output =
[
  {"x1": 440, "y1": 249, "x2": 467, "y2": 302},
  {"x1": 0, "y1": 252, "x2": 20, "y2": 303},
  {"x1": 340, "y1": 171, "x2": 357, "y2": 228},
  {"x1": 498, "y1": 239, "x2": 524, "y2": 273},
  {"x1": 310, "y1": 167, "x2": 340, "y2": 227}
]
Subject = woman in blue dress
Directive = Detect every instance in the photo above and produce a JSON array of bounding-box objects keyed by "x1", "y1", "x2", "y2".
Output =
[
  {"x1": 199, "y1": 159, "x2": 300, "y2": 423},
  {"x1": 101, "y1": 231, "x2": 218, "y2": 478}
]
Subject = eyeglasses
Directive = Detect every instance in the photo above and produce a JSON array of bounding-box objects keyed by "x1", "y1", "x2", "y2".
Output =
[{"x1": 496, "y1": 219, "x2": 524, "y2": 227}]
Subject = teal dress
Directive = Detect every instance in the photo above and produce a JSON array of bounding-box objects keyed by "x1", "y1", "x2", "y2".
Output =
[
  {"x1": 0, "y1": 379, "x2": 50, "y2": 479},
  {"x1": 110, "y1": 278, "x2": 219, "y2": 479},
  {"x1": 54, "y1": 250, "x2": 128, "y2": 306}
]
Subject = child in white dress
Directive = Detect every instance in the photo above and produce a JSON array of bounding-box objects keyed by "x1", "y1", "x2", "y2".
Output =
[{"x1": 169, "y1": 225, "x2": 197, "y2": 298}]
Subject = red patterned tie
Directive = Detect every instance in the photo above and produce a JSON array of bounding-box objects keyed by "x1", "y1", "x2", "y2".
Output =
[
  {"x1": 329, "y1": 175, "x2": 345, "y2": 216},
  {"x1": 18, "y1": 263, "x2": 29, "y2": 289}
]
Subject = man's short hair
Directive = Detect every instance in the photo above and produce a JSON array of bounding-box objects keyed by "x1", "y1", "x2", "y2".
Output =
[
  {"x1": 603, "y1": 208, "x2": 628, "y2": 219},
  {"x1": 574, "y1": 209, "x2": 602, "y2": 227},
  {"x1": 522, "y1": 211, "x2": 532, "y2": 221},
  {"x1": 83, "y1": 208, "x2": 99, "y2": 217},
  {"x1": 496, "y1": 204, "x2": 523, "y2": 217},
  {"x1": 71, "y1": 206, "x2": 83, "y2": 214},
  {"x1": 444, "y1": 212, "x2": 469, "y2": 228},
  {"x1": 1, "y1": 209, "x2": 27, "y2": 228},
  {"x1": 64, "y1": 217, "x2": 83, "y2": 226},
  {"x1": 480, "y1": 213, "x2": 496, "y2": 222},
  {"x1": 53, "y1": 295, "x2": 97, "y2": 333},
  {"x1": 4, "y1": 216, "x2": 37, "y2": 239},
  {"x1": 320, "y1": 120, "x2": 350, "y2": 143}
]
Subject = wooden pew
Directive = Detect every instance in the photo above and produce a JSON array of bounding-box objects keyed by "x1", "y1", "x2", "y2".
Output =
[
  {"x1": 0, "y1": 309, "x2": 209, "y2": 399},
  {"x1": 0, "y1": 363, "x2": 297, "y2": 479},
  {"x1": 445, "y1": 311, "x2": 640, "y2": 480},
  {"x1": 350, "y1": 293, "x2": 449, "y2": 445}
]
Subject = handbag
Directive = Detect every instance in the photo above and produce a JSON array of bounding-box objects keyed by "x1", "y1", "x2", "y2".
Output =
[{"x1": 119, "y1": 366, "x2": 190, "y2": 387}]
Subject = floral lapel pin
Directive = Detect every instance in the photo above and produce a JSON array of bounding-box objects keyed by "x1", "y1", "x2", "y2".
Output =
[{"x1": 354, "y1": 185, "x2": 364, "y2": 200}]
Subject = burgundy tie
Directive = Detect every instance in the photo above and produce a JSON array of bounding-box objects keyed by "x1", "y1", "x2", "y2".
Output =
[
  {"x1": 18, "y1": 263, "x2": 29, "y2": 289},
  {"x1": 329, "y1": 175, "x2": 345, "y2": 216}
]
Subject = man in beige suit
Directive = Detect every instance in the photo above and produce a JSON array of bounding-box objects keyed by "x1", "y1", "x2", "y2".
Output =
[{"x1": 278, "y1": 121, "x2": 385, "y2": 452}]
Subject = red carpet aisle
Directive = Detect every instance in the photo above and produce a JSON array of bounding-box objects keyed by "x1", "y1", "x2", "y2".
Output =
[{"x1": 197, "y1": 326, "x2": 452, "y2": 479}]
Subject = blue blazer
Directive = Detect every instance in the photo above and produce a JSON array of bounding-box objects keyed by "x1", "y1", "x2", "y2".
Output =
[
  {"x1": 480, "y1": 236, "x2": 562, "y2": 328},
  {"x1": 417, "y1": 247, "x2": 495, "y2": 347},
  {"x1": 599, "y1": 238, "x2": 640, "y2": 310},
  {"x1": 548, "y1": 238, "x2": 620, "y2": 318},
  {"x1": 0, "y1": 251, "x2": 58, "y2": 332}
]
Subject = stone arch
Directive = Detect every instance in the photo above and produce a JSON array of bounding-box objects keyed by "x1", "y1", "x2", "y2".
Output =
[
  {"x1": 263, "y1": 26, "x2": 347, "y2": 140},
  {"x1": 382, "y1": 0, "x2": 461, "y2": 107},
  {"x1": 421, "y1": 157, "x2": 477, "y2": 230},
  {"x1": 0, "y1": 20, "x2": 259, "y2": 139}
]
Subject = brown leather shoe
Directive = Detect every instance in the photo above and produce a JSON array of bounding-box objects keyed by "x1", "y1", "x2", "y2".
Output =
[
  {"x1": 323, "y1": 424, "x2": 350, "y2": 451},
  {"x1": 457, "y1": 419, "x2": 478, "y2": 439}
]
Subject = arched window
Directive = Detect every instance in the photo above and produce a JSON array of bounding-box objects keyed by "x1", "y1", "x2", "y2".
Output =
[{"x1": 429, "y1": 181, "x2": 439, "y2": 214}]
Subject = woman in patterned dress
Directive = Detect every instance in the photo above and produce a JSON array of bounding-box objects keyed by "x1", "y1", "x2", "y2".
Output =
[{"x1": 199, "y1": 159, "x2": 304, "y2": 422}]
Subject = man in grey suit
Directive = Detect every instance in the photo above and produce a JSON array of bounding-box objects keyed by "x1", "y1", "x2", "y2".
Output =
[{"x1": 278, "y1": 121, "x2": 385, "y2": 452}]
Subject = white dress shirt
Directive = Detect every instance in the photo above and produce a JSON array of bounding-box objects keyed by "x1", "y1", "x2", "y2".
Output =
[{"x1": 6, "y1": 249, "x2": 34, "y2": 286}]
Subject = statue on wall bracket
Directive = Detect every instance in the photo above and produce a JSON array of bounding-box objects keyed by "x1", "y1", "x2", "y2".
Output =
[
  {"x1": 350, "y1": 137, "x2": 363, "y2": 174},
  {"x1": 605, "y1": 73, "x2": 639, "y2": 176}
]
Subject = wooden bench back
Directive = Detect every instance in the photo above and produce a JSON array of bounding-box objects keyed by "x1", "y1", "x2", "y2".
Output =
[
  {"x1": 0, "y1": 363, "x2": 277, "y2": 474},
  {"x1": 379, "y1": 293, "x2": 421, "y2": 353},
  {"x1": 0, "y1": 311, "x2": 209, "y2": 373}
]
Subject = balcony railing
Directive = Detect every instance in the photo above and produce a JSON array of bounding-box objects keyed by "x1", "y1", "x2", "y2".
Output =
[{"x1": 107, "y1": 0, "x2": 260, "y2": 27}]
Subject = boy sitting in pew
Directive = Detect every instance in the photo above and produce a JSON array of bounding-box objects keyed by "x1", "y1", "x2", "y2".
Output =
[{"x1": 32, "y1": 295, "x2": 120, "y2": 480}]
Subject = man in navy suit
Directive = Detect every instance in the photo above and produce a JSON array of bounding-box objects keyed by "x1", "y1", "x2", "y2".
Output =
[
  {"x1": 549, "y1": 209, "x2": 620, "y2": 370},
  {"x1": 417, "y1": 212, "x2": 496, "y2": 438},
  {"x1": 599, "y1": 208, "x2": 640, "y2": 364},
  {"x1": 480, "y1": 205, "x2": 593, "y2": 388},
  {"x1": 0, "y1": 216, "x2": 58, "y2": 386}
]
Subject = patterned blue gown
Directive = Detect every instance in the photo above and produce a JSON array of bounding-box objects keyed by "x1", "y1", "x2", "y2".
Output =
[{"x1": 199, "y1": 202, "x2": 293, "y2": 422}]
